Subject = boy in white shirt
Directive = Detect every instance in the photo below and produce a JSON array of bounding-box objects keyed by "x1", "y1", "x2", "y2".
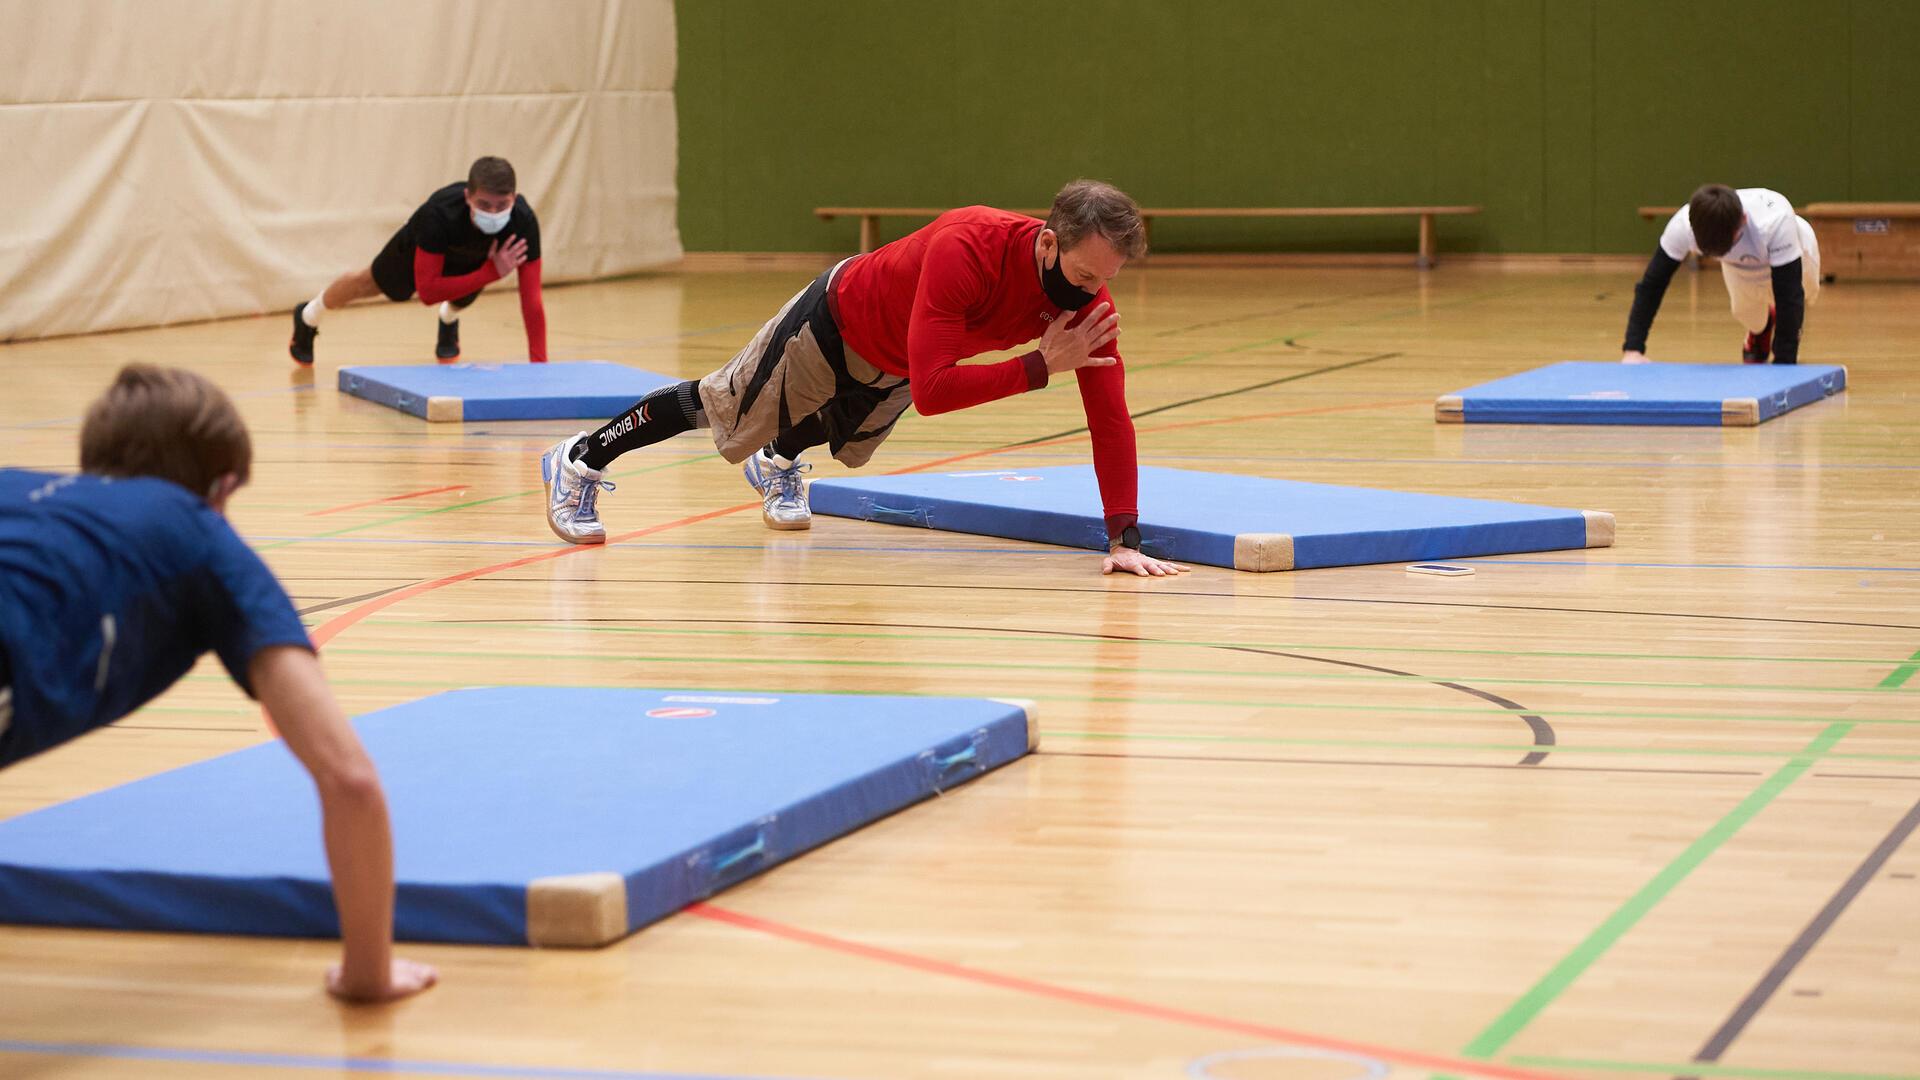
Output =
[{"x1": 1621, "y1": 185, "x2": 1821, "y2": 364}]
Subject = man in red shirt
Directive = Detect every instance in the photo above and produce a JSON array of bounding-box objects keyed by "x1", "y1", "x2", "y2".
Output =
[
  {"x1": 540, "y1": 179, "x2": 1185, "y2": 577},
  {"x1": 288, "y1": 156, "x2": 547, "y2": 366}
]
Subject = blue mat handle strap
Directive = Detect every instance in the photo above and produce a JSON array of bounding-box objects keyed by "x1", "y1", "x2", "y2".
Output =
[
  {"x1": 341, "y1": 373, "x2": 363, "y2": 392},
  {"x1": 920, "y1": 728, "x2": 991, "y2": 793},
  {"x1": 687, "y1": 816, "x2": 778, "y2": 893},
  {"x1": 863, "y1": 500, "x2": 932, "y2": 528}
]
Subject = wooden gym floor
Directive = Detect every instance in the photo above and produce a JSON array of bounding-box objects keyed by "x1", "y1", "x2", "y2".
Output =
[{"x1": 1, "y1": 264, "x2": 1916, "y2": 1080}]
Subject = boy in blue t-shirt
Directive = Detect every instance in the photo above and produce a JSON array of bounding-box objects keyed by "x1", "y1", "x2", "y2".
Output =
[{"x1": 0, "y1": 364, "x2": 435, "y2": 1004}]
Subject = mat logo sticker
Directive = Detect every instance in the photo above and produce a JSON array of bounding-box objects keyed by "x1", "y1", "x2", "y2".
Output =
[
  {"x1": 646, "y1": 706, "x2": 716, "y2": 720},
  {"x1": 1571, "y1": 391, "x2": 1631, "y2": 399},
  {"x1": 663, "y1": 695, "x2": 778, "y2": 706},
  {"x1": 998, "y1": 475, "x2": 1043, "y2": 482}
]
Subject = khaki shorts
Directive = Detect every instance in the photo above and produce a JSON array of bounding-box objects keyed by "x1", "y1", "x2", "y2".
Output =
[
  {"x1": 698, "y1": 263, "x2": 913, "y2": 468},
  {"x1": 1721, "y1": 215, "x2": 1822, "y2": 334}
]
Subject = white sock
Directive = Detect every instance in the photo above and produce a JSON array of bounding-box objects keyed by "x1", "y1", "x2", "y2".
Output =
[
  {"x1": 300, "y1": 295, "x2": 325, "y2": 328},
  {"x1": 438, "y1": 302, "x2": 459, "y2": 325},
  {"x1": 566, "y1": 439, "x2": 603, "y2": 479},
  {"x1": 764, "y1": 448, "x2": 796, "y2": 469}
]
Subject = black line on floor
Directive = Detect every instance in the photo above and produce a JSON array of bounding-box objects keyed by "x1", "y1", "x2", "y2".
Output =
[
  {"x1": 1435, "y1": 682, "x2": 1557, "y2": 764},
  {"x1": 1687, "y1": 792, "x2": 1920, "y2": 1068},
  {"x1": 1208, "y1": 647, "x2": 1554, "y2": 766},
  {"x1": 1001, "y1": 352, "x2": 1401, "y2": 447},
  {"x1": 1041, "y1": 750, "x2": 1758, "y2": 777},
  {"x1": 428, "y1": 614, "x2": 1558, "y2": 766},
  {"x1": 1150, "y1": 284, "x2": 1416, "y2": 337},
  {"x1": 1280, "y1": 338, "x2": 1393, "y2": 356},
  {"x1": 296, "y1": 583, "x2": 417, "y2": 617}
]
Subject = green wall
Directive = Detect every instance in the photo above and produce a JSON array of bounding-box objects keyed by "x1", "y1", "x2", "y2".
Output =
[{"x1": 677, "y1": 0, "x2": 1919, "y2": 255}]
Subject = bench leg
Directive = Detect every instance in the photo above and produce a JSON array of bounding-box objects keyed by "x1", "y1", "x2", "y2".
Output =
[
  {"x1": 1417, "y1": 213, "x2": 1436, "y2": 269},
  {"x1": 859, "y1": 215, "x2": 878, "y2": 254}
]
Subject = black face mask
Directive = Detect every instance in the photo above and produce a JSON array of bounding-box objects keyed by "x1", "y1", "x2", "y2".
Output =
[{"x1": 1040, "y1": 246, "x2": 1099, "y2": 311}]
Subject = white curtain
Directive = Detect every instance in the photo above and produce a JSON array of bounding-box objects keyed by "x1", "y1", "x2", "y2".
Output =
[{"x1": 0, "y1": 0, "x2": 680, "y2": 341}]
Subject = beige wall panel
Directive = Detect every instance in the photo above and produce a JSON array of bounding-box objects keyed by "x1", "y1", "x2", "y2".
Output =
[
  {"x1": 597, "y1": 0, "x2": 677, "y2": 90},
  {"x1": 0, "y1": 0, "x2": 650, "y2": 103},
  {"x1": 0, "y1": 0, "x2": 677, "y2": 341}
]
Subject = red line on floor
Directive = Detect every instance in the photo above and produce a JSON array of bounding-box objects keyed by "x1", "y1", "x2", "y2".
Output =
[
  {"x1": 307, "y1": 502, "x2": 756, "y2": 648},
  {"x1": 307, "y1": 484, "x2": 471, "y2": 516},
  {"x1": 686, "y1": 903, "x2": 1564, "y2": 1080}
]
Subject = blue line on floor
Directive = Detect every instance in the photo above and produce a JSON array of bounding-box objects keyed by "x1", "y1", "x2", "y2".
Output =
[
  {"x1": 0, "y1": 1039, "x2": 819, "y2": 1080},
  {"x1": 247, "y1": 536, "x2": 570, "y2": 547},
  {"x1": 1478, "y1": 559, "x2": 1920, "y2": 573},
  {"x1": 244, "y1": 535, "x2": 1044, "y2": 555},
  {"x1": 1031, "y1": 452, "x2": 1920, "y2": 471},
  {"x1": 258, "y1": 442, "x2": 718, "y2": 455}
]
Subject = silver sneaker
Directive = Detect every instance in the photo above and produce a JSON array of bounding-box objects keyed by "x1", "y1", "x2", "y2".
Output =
[
  {"x1": 541, "y1": 434, "x2": 615, "y2": 545},
  {"x1": 742, "y1": 451, "x2": 811, "y2": 530}
]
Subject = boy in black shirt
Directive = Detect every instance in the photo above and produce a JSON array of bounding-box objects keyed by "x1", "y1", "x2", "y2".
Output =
[{"x1": 289, "y1": 156, "x2": 547, "y2": 365}]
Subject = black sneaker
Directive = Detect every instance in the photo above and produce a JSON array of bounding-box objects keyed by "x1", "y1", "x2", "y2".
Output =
[
  {"x1": 435, "y1": 318, "x2": 460, "y2": 363},
  {"x1": 289, "y1": 305, "x2": 318, "y2": 365}
]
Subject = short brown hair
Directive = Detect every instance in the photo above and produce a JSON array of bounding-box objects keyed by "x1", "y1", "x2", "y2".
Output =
[
  {"x1": 467, "y1": 156, "x2": 517, "y2": 196},
  {"x1": 81, "y1": 364, "x2": 252, "y2": 497},
  {"x1": 1689, "y1": 184, "x2": 1743, "y2": 257},
  {"x1": 1046, "y1": 179, "x2": 1148, "y2": 259}
]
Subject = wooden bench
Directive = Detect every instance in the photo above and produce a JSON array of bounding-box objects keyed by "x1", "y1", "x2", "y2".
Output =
[
  {"x1": 814, "y1": 205, "x2": 1482, "y2": 268},
  {"x1": 1802, "y1": 202, "x2": 1920, "y2": 281}
]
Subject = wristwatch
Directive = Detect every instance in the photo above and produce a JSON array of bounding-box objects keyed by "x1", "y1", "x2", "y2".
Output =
[{"x1": 1110, "y1": 524, "x2": 1142, "y2": 552}]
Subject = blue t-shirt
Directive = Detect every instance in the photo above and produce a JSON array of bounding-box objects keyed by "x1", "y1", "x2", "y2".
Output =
[{"x1": 0, "y1": 470, "x2": 311, "y2": 766}]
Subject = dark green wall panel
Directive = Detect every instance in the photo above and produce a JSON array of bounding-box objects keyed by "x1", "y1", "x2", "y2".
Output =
[
  {"x1": 676, "y1": 1, "x2": 1919, "y2": 254},
  {"x1": 1851, "y1": 0, "x2": 1920, "y2": 200}
]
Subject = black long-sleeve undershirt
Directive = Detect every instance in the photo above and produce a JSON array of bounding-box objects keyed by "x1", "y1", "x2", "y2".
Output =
[
  {"x1": 1624, "y1": 249, "x2": 1809, "y2": 363},
  {"x1": 1622, "y1": 249, "x2": 1682, "y2": 354},
  {"x1": 1769, "y1": 258, "x2": 1806, "y2": 364}
]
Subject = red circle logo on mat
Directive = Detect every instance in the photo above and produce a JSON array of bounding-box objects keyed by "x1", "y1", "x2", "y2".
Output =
[{"x1": 646, "y1": 706, "x2": 716, "y2": 719}]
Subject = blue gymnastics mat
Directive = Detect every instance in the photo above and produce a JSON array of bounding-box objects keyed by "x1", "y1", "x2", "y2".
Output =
[
  {"x1": 1436, "y1": 361, "x2": 1846, "y2": 426},
  {"x1": 337, "y1": 360, "x2": 677, "y2": 422},
  {"x1": 0, "y1": 688, "x2": 1034, "y2": 947},
  {"x1": 807, "y1": 465, "x2": 1612, "y2": 572}
]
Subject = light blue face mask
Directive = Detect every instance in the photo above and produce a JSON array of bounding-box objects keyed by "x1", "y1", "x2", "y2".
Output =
[{"x1": 471, "y1": 204, "x2": 513, "y2": 235}]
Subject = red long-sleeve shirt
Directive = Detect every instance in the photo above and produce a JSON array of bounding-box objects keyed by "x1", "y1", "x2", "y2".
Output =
[
  {"x1": 412, "y1": 251, "x2": 549, "y2": 363},
  {"x1": 832, "y1": 206, "x2": 1137, "y2": 539}
]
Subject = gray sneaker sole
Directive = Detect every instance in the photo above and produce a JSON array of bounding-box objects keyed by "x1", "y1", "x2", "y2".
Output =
[{"x1": 547, "y1": 516, "x2": 608, "y2": 544}]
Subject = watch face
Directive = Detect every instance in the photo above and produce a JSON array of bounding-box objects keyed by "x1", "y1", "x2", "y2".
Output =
[{"x1": 1121, "y1": 525, "x2": 1142, "y2": 549}]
